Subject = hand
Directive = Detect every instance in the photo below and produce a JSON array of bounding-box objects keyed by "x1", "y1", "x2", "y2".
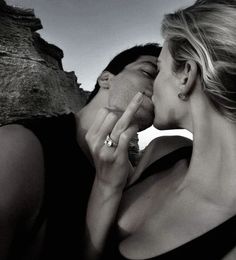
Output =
[{"x1": 86, "y1": 92, "x2": 144, "y2": 191}]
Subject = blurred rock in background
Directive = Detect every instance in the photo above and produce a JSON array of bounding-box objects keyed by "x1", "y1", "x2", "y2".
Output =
[
  {"x1": 0, "y1": 0, "x2": 90, "y2": 125},
  {"x1": 0, "y1": 0, "x2": 140, "y2": 164}
]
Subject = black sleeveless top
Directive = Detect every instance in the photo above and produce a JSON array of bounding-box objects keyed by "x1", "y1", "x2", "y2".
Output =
[
  {"x1": 109, "y1": 147, "x2": 236, "y2": 260},
  {"x1": 12, "y1": 113, "x2": 95, "y2": 259}
]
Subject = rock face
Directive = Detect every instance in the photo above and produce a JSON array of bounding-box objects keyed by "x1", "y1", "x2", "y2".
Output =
[
  {"x1": 0, "y1": 0, "x2": 140, "y2": 164},
  {"x1": 0, "y1": 0, "x2": 90, "y2": 125}
]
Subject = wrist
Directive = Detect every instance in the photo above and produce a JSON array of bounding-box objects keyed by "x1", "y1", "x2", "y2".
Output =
[{"x1": 94, "y1": 176, "x2": 124, "y2": 198}]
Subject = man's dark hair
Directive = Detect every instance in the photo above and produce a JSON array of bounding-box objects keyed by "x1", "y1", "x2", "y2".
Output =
[{"x1": 86, "y1": 43, "x2": 161, "y2": 104}]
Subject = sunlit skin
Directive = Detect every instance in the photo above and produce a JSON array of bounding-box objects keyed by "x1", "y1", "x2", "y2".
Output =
[
  {"x1": 152, "y1": 42, "x2": 190, "y2": 130},
  {"x1": 86, "y1": 39, "x2": 236, "y2": 259},
  {"x1": 107, "y1": 55, "x2": 158, "y2": 131}
]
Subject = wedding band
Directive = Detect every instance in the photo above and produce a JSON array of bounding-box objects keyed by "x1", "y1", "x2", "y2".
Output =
[{"x1": 104, "y1": 134, "x2": 118, "y2": 148}]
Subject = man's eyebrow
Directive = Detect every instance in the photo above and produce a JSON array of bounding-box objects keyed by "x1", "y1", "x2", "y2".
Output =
[{"x1": 139, "y1": 61, "x2": 157, "y2": 69}]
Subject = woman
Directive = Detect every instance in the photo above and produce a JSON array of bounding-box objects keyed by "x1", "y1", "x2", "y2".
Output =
[{"x1": 86, "y1": 0, "x2": 236, "y2": 259}]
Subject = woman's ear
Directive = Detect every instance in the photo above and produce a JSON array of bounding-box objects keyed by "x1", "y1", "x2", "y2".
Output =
[
  {"x1": 179, "y1": 60, "x2": 198, "y2": 98},
  {"x1": 97, "y1": 71, "x2": 114, "y2": 89}
]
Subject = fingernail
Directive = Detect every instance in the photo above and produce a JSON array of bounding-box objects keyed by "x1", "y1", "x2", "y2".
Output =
[{"x1": 135, "y1": 92, "x2": 144, "y2": 103}]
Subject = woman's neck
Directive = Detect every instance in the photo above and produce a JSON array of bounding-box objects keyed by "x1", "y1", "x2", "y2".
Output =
[{"x1": 182, "y1": 92, "x2": 236, "y2": 210}]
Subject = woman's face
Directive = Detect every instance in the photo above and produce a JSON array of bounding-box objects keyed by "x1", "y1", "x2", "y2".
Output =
[{"x1": 152, "y1": 41, "x2": 185, "y2": 130}]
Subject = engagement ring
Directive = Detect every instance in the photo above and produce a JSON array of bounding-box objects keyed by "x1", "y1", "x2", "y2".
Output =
[{"x1": 104, "y1": 134, "x2": 117, "y2": 148}]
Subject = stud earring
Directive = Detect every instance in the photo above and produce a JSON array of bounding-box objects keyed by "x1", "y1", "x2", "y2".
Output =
[{"x1": 178, "y1": 93, "x2": 188, "y2": 101}]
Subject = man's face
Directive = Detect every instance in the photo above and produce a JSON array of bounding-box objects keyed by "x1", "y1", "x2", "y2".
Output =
[{"x1": 107, "y1": 55, "x2": 158, "y2": 131}]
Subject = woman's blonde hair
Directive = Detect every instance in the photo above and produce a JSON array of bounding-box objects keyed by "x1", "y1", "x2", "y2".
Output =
[{"x1": 162, "y1": 0, "x2": 236, "y2": 122}]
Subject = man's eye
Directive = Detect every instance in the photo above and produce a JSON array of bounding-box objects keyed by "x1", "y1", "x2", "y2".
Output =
[{"x1": 141, "y1": 70, "x2": 156, "y2": 79}]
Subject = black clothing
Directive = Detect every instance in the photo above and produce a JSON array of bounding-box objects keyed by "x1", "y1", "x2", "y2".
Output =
[
  {"x1": 111, "y1": 147, "x2": 236, "y2": 259},
  {"x1": 127, "y1": 146, "x2": 192, "y2": 189},
  {"x1": 13, "y1": 113, "x2": 95, "y2": 259}
]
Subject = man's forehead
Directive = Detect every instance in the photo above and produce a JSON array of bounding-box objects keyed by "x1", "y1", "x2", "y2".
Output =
[{"x1": 126, "y1": 55, "x2": 158, "y2": 68}]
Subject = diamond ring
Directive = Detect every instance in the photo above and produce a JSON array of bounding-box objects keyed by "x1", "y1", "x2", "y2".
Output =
[{"x1": 104, "y1": 134, "x2": 118, "y2": 148}]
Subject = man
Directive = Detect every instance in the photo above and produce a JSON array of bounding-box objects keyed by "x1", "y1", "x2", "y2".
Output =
[
  {"x1": 0, "y1": 43, "x2": 160, "y2": 259},
  {"x1": 77, "y1": 44, "x2": 160, "y2": 160}
]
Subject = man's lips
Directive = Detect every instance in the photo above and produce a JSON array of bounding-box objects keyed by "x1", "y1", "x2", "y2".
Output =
[{"x1": 143, "y1": 90, "x2": 152, "y2": 98}]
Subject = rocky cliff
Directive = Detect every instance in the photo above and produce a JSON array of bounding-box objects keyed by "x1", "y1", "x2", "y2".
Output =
[
  {"x1": 0, "y1": 0, "x2": 140, "y2": 164},
  {"x1": 0, "y1": 0, "x2": 90, "y2": 125}
]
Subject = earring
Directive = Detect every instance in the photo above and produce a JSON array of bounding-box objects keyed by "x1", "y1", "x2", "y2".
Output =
[{"x1": 178, "y1": 93, "x2": 188, "y2": 101}]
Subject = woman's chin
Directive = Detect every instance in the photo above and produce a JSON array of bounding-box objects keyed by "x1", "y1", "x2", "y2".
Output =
[{"x1": 153, "y1": 119, "x2": 176, "y2": 131}]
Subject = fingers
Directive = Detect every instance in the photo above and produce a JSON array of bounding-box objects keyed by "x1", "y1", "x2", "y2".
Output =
[
  {"x1": 86, "y1": 108, "x2": 119, "y2": 158},
  {"x1": 110, "y1": 92, "x2": 144, "y2": 142},
  {"x1": 88, "y1": 108, "x2": 109, "y2": 136},
  {"x1": 97, "y1": 112, "x2": 119, "y2": 141},
  {"x1": 116, "y1": 125, "x2": 139, "y2": 154},
  {"x1": 87, "y1": 91, "x2": 144, "y2": 158}
]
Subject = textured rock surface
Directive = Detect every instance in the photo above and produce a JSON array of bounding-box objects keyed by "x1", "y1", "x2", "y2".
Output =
[
  {"x1": 0, "y1": 0, "x2": 90, "y2": 125},
  {"x1": 0, "y1": 0, "x2": 140, "y2": 163}
]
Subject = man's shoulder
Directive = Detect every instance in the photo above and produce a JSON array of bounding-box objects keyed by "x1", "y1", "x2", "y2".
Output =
[
  {"x1": 0, "y1": 124, "x2": 44, "y2": 217},
  {"x1": 0, "y1": 123, "x2": 43, "y2": 152}
]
